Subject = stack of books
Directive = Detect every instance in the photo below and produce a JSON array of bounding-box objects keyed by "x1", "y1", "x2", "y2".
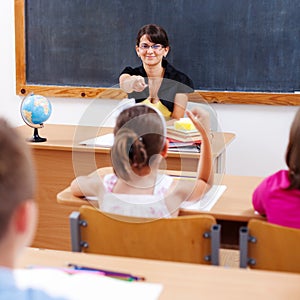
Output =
[
  {"x1": 166, "y1": 126, "x2": 201, "y2": 143},
  {"x1": 167, "y1": 126, "x2": 201, "y2": 153}
]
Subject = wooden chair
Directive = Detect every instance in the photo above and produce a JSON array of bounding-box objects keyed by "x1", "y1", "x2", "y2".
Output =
[
  {"x1": 69, "y1": 205, "x2": 221, "y2": 265},
  {"x1": 240, "y1": 219, "x2": 300, "y2": 273}
]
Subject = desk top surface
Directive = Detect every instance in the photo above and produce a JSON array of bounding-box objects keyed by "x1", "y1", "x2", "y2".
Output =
[
  {"x1": 16, "y1": 124, "x2": 235, "y2": 157},
  {"x1": 181, "y1": 173, "x2": 265, "y2": 221},
  {"x1": 57, "y1": 168, "x2": 264, "y2": 222},
  {"x1": 18, "y1": 248, "x2": 300, "y2": 299}
]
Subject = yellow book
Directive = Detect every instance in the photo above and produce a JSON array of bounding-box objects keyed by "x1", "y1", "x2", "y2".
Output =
[{"x1": 174, "y1": 118, "x2": 196, "y2": 131}]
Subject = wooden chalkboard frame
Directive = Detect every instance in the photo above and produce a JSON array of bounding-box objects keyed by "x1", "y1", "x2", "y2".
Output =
[{"x1": 14, "y1": 0, "x2": 300, "y2": 105}]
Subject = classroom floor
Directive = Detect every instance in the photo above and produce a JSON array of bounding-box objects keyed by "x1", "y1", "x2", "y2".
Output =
[{"x1": 219, "y1": 249, "x2": 240, "y2": 268}]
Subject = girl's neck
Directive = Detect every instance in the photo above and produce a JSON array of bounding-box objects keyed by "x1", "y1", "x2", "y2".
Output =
[{"x1": 113, "y1": 167, "x2": 159, "y2": 194}]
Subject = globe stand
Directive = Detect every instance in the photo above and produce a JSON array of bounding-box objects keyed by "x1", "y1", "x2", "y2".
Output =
[{"x1": 27, "y1": 127, "x2": 47, "y2": 143}]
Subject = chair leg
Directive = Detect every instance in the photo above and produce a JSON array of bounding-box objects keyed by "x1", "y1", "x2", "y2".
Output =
[
  {"x1": 239, "y1": 226, "x2": 249, "y2": 268},
  {"x1": 211, "y1": 224, "x2": 221, "y2": 265},
  {"x1": 69, "y1": 211, "x2": 81, "y2": 252}
]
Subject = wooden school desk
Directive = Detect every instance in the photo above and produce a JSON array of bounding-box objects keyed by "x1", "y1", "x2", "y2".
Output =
[
  {"x1": 16, "y1": 124, "x2": 235, "y2": 251},
  {"x1": 180, "y1": 174, "x2": 266, "y2": 247},
  {"x1": 18, "y1": 248, "x2": 300, "y2": 300},
  {"x1": 57, "y1": 169, "x2": 265, "y2": 248}
]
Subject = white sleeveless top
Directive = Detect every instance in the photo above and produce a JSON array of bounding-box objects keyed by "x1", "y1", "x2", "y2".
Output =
[{"x1": 100, "y1": 173, "x2": 173, "y2": 218}]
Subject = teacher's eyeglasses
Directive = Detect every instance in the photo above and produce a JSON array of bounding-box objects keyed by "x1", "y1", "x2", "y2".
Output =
[{"x1": 139, "y1": 43, "x2": 164, "y2": 51}]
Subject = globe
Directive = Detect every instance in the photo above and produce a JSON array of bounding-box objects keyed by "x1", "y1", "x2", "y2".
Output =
[{"x1": 20, "y1": 93, "x2": 52, "y2": 142}]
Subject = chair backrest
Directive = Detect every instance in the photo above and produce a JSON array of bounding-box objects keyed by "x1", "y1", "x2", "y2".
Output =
[
  {"x1": 70, "y1": 205, "x2": 221, "y2": 265},
  {"x1": 240, "y1": 219, "x2": 300, "y2": 273}
]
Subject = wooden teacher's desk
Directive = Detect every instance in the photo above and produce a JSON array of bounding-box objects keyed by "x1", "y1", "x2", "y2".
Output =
[
  {"x1": 16, "y1": 124, "x2": 234, "y2": 251},
  {"x1": 19, "y1": 248, "x2": 300, "y2": 299}
]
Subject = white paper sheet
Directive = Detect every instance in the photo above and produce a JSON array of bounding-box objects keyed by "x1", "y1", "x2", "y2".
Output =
[
  {"x1": 79, "y1": 133, "x2": 114, "y2": 147},
  {"x1": 15, "y1": 268, "x2": 163, "y2": 300},
  {"x1": 180, "y1": 185, "x2": 227, "y2": 211}
]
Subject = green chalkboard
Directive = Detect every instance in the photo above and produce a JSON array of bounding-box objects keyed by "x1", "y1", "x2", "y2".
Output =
[{"x1": 15, "y1": 0, "x2": 300, "y2": 104}]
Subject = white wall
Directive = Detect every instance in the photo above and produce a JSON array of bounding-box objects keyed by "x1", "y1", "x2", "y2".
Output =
[
  {"x1": 212, "y1": 103, "x2": 296, "y2": 176},
  {"x1": 1, "y1": 1, "x2": 298, "y2": 177}
]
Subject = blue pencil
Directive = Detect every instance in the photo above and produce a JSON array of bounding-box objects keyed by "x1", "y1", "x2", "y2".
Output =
[{"x1": 67, "y1": 263, "x2": 145, "y2": 281}]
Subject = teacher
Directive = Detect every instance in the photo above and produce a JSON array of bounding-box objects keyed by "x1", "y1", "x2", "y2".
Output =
[{"x1": 119, "y1": 24, "x2": 194, "y2": 120}]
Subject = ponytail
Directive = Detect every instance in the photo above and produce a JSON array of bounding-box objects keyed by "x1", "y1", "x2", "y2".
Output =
[{"x1": 111, "y1": 128, "x2": 148, "y2": 181}]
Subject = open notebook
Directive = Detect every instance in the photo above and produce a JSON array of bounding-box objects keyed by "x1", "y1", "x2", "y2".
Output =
[
  {"x1": 180, "y1": 185, "x2": 227, "y2": 211},
  {"x1": 15, "y1": 268, "x2": 162, "y2": 300}
]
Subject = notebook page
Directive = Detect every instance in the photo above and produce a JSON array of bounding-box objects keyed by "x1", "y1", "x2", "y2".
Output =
[{"x1": 180, "y1": 185, "x2": 227, "y2": 211}]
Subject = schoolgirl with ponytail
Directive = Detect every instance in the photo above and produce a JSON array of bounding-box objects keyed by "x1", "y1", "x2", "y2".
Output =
[{"x1": 71, "y1": 104, "x2": 213, "y2": 218}]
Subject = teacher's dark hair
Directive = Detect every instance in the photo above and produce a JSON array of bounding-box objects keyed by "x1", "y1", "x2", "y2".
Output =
[{"x1": 136, "y1": 24, "x2": 170, "y2": 48}]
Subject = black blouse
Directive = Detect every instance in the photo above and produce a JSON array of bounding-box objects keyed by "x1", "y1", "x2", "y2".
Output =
[{"x1": 120, "y1": 59, "x2": 194, "y2": 113}]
